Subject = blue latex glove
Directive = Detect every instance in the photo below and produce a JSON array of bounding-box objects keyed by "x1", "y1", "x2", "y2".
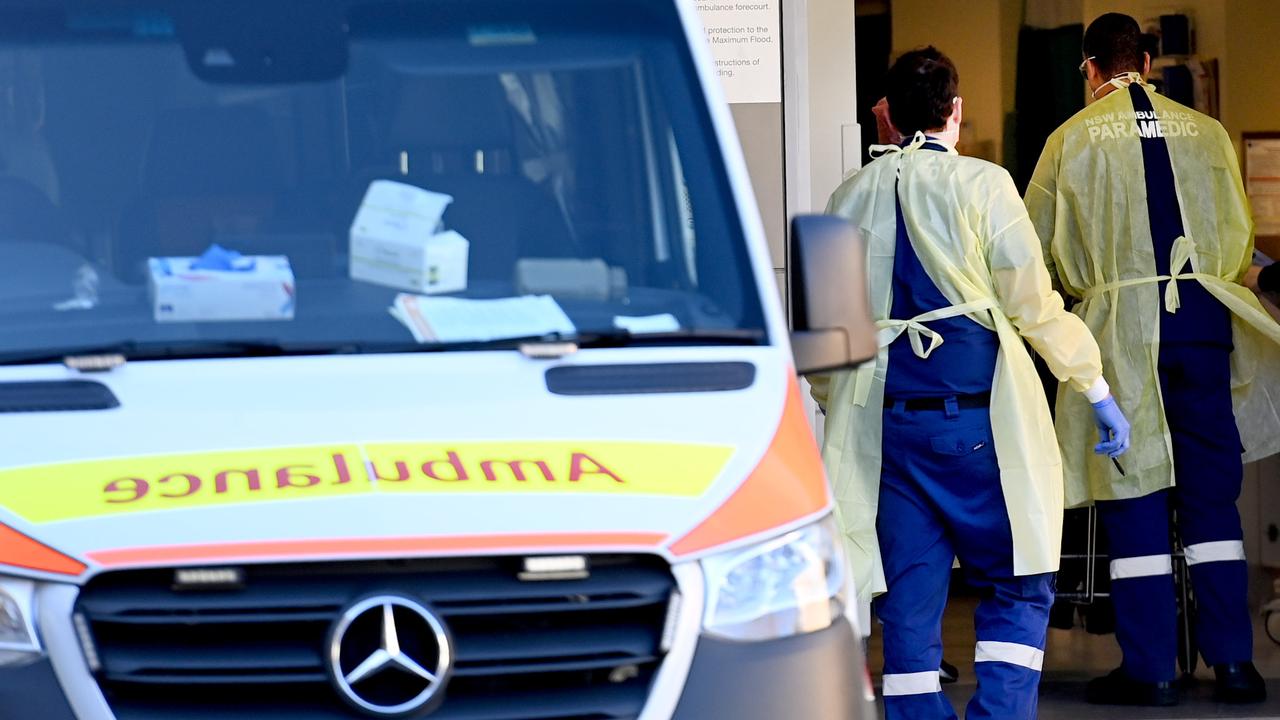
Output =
[
  {"x1": 189, "y1": 244, "x2": 254, "y2": 271},
  {"x1": 1091, "y1": 395, "x2": 1131, "y2": 458}
]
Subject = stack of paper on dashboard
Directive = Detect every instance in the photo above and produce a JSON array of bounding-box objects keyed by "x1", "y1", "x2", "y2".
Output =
[{"x1": 390, "y1": 294, "x2": 577, "y2": 344}]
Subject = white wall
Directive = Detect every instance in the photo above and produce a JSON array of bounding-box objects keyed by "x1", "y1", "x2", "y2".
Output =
[
  {"x1": 803, "y1": 0, "x2": 859, "y2": 208},
  {"x1": 782, "y1": 0, "x2": 858, "y2": 434}
]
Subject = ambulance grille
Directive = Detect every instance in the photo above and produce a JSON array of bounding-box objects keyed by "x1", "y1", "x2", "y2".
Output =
[{"x1": 76, "y1": 555, "x2": 675, "y2": 719}]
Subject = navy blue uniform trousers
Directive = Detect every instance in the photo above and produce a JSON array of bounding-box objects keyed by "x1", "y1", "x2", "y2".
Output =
[{"x1": 876, "y1": 403, "x2": 1054, "y2": 720}]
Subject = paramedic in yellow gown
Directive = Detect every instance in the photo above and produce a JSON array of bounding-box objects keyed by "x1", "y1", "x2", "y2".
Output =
[
  {"x1": 811, "y1": 47, "x2": 1127, "y2": 720},
  {"x1": 1026, "y1": 12, "x2": 1280, "y2": 707}
]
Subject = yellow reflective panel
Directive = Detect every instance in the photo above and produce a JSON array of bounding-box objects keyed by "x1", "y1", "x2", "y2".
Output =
[{"x1": 0, "y1": 442, "x2": 733, "y2": 523}]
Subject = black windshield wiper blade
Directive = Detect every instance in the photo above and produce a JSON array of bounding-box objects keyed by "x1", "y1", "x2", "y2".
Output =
[
  {"x1": 348, "y1": 334, "x2": 577, "y2": 355},
  {"x1": 350, "y1": 328, "x2": 766, "y2": 355},
  {"x1": 150, "y1": 339, "x2": 362, "y2": 358},
  {"x1": 0, "y1": 336, "x2": 552, "y2": 365},
  {"x1": 0, "y1": 329, "x2": 767, "y2": 366},
  {"x1": 574, "y1": 328, "x2": 766, "y2": 347},
  {"x1": 0, "y1": 341, "x2": 144, "y2": 367}
]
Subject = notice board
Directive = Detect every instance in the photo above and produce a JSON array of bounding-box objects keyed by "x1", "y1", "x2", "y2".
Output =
[{"x1": 1244, "y1": 132, "x2": 1280, "y2": 258}]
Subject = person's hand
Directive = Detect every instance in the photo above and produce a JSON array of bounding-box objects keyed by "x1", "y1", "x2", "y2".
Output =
[
  {"x1": 1245, "y1": 264, "x2": 1263, "y2": 293},
  {"x1": 872, "y1": 97, "x2": 903, "y2": 145},
  {"x1": 1091, "y1": 395, "x2": 1131, "y2": 457}
]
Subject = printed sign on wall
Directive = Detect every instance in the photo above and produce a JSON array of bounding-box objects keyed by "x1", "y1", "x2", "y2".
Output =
[{"x1": 695, "y1": 1, "x2": 782, "y2": 104}]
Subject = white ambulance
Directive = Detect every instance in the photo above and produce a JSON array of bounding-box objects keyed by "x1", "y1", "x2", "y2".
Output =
[{"x1": 0, "y1": 0, "x2": 876, "y2": 718}]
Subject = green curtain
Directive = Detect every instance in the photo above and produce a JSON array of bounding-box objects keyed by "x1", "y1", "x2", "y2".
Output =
[{"x1": 1014, "y1": 23, "x2": 1084, "y2": 191}]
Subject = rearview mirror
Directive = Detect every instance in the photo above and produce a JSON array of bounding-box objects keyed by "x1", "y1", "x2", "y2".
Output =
[
  {"x1": 176, "y1": 1, "x2": 348, "y2": 84},
  {"x1": 789, "y1": 215, "x2": 877, "y2": 375}
]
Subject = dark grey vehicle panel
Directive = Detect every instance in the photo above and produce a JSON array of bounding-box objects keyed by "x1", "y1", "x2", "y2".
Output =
[
  {"x1": 672, "y1": 617, "x2": 871, "y2": 720},
  {"x1": 0, "y1": 659, "x2": 78, "y2": 720}
]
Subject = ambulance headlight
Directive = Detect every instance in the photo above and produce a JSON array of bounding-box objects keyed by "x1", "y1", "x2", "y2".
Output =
[
  {"x1": 701, "y1": 515, "x2": 847, "y2": 641},
  {"x1": 0, "y1": 578, "x2": 41, "y2": 667}
]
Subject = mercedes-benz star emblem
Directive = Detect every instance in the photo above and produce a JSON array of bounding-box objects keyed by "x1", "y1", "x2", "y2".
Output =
[{"x1": 327, "y1": 595, "x2": 453, "y2": 717}]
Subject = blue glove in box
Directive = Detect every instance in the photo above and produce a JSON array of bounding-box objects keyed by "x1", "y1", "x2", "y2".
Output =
[{"x1": 147, "y1": 252, "x2": 296, "y2": 323}]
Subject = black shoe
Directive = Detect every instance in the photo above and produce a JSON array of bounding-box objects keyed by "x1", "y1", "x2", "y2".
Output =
[
  {"x1": 939, "y1": 659, "x2": 959, "y2": 684},
  {"x1": 1048, "y1": 599, "x2": 1076, "y2": 630},
  {"x1": 1083, "y1": 598, "x2": 1117, "y2": 635},
  {"x1": 1086, "y1": 667, "x2": 1178, "y2": 706},
  {"x1": 1214, "y1": 662, "x2": 1267, "y2": 704}
]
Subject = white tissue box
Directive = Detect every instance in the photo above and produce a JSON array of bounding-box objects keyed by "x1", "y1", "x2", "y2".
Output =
[
  {"x1": 349, "y1": 180, "x2": 468, "y2": 294},
  {"x1": 350, "y1": 229, "x2": 469, "y2": 295},
  {"x1": 148, "y1": 256, "x2": 296, "y2": 323}
]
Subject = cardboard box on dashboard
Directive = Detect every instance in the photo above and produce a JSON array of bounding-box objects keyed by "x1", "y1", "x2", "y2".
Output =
[{"x1": 349, "y1": 180, "x2": 469, "y2": 295}]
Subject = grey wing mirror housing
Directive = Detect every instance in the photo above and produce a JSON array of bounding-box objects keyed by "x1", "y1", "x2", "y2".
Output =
[{"x1": 789, "y1": 215, "x2": 878, "y2": 375}]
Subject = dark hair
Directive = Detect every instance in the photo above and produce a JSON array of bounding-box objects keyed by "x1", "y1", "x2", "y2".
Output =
[
  {"x1": 1083, "y1": 13, "x2": 1145, "y2": 77},
  {"x1": 884, "y1": 47, "x2": 958, "y2": 135}
]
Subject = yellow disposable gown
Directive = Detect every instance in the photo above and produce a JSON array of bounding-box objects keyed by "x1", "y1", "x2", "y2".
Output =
[
  {"x1": 811, "y1": 137, "x2": 1105, "y2": 598},
  {"x1": 1026, "y1": 78, "x2": 1280, "y2": 508}
]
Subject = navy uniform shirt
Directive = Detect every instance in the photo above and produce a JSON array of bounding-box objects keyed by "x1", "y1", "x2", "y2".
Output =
[
  {"x1": 884, "y1": 141, "x2": 1000, "y2": 399},
  {"x1": 1129, "y1": 84, "x2": 1232, "y2": 348}
]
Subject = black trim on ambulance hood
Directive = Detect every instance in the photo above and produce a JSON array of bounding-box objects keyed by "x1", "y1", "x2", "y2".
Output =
[
  {"x1": 545, "y1": 362, "x2": 756, "y2": 396},
  {"x1": 0, "y1": 380, "x2": 119, "y2": 413}
]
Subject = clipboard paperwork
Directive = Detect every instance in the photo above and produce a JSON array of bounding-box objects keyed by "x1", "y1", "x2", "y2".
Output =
[{"x1": 390, "y1": 294, "x2": 576, "y2": 344}]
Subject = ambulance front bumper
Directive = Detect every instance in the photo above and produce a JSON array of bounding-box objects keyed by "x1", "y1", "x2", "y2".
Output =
[{"x1": 671, "y1": 617, "x2": 871, "y2": 720}]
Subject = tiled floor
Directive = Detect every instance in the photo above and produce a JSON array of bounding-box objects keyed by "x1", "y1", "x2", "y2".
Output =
[{"x1": 868, "y1": 591, "x2": 1280, "y2": 718}]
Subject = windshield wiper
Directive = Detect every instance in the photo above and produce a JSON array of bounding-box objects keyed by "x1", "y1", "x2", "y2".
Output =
[
  {"x1": 0, "y1": 339, "x2": 358, "y2": 367},
  {"x1": 351, "y1": 328, "x2": 767, "y2": 355},
  {"x1": 573, "y1": 328, "x2": 766, "y2": 348},
  {"x1": 0, "y1": 329, "x2": 766, "y2": 367}
]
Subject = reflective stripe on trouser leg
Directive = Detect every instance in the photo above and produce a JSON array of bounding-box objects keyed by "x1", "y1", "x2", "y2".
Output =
[
  {"x1": 1184, "y1": 543, "x2": 1251, "y2": 664},
  {"x1": 965, "y1": 573, "x2": 1053, "y2": 720},
  {"x1": 1098, "y1": 492, "x2": 1178, "y2": 683},
  {"x1": 883, "y1": 671, "x2": 943, "y2": 697},
  {"x1": 974, "y1": 641, "x2": 1044, "y2": 671},
  {"x1": 1184, "y1": 540, "x2": 1246, "y2": 566},
  {"x1": 882, "y1": 675, "x2": 954, "y2": 720},
  {"x1": 1109, "y1": 554, "x2": 1173, "y2": 580}
]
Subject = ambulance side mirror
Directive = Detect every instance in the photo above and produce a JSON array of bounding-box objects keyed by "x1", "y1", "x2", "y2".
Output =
[{"x1": 789, "y1": 215, "x2": 878, "y2": 375}]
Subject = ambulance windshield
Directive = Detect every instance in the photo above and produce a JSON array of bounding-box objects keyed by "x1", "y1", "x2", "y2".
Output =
[{"x1": 0, "y1": 0, "x2": 765, "y2": 363}]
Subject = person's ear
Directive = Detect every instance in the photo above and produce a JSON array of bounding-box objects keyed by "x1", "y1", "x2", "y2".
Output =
[
  {"x1": 951, "y1": 96, "x2": 963, "y2": 127},
  {"x1": 1085, "y1": 60, "x2": 1103, "y2": 94},
  {"x1": 872, "y1": 97, "x2": 903, "y2": 144},
  {"x1": 1142, "y1": 52, "x2": 1151, "y2": 77}
]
